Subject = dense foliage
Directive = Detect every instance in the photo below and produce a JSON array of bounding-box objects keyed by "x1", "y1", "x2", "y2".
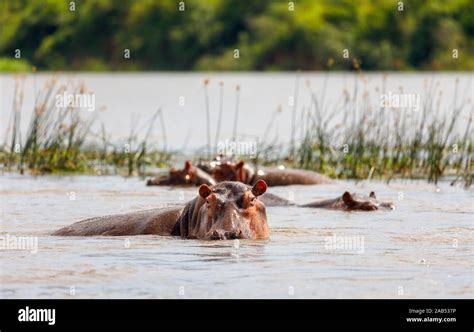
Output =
[{"x1": 1, "y1": 0, "x2": 473, "y2": 71}]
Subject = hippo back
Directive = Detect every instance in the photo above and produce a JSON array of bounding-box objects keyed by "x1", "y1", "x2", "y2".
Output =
[
  {"x1": 255, "y1": 167, "x2": 333, "y2": 186},
  {"x1": 53, "y1": 207, "x2": 183, "y2": 236}
]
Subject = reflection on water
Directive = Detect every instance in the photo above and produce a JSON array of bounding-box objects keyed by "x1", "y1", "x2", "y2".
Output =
[{"x1": 0, "y1": 175, "x2": 472, "y2": 298}]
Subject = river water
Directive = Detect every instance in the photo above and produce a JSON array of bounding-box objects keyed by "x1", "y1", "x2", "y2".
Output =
[{"x1": 1, "y1": 174, "x2": 472, "y2": 298}]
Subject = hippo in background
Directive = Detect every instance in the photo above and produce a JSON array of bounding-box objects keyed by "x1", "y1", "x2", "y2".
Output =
[
  {"x1": 211, "y1": 160, "x2": 333, "y2": 186},
  {"x1": 146, "y1": 157, "x2": 332, "y2": 187},
  {"x1": 195, "y1": 154, "x2": 234, "y2": 175},
  {"x1": 53, "y1": 180, "x2": 270, "y2": 240},
  {"x1": 146, "y1": 161, "x2": 216, "y2": 186},
  {"x1": 261, "y1": 191, "x2": 395, "y2": 211},
  {"x1": 300, "y1": 191, "x2": 395, "y2": 211}
]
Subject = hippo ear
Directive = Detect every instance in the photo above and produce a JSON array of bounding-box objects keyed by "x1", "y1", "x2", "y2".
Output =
[
  {"x1": 235, "y1": 160, "x2": 245, "y2": 169},
  {"x1": 198, "y1": 184, "x2": 212, "y2": 198},
  {"x1": 252, "y1": 179, "x2": 267, "y2": 196},
  {"x1": 184, "y1": 160, "x2": 192, "y2": 171},
  {"x1": 369, "y1": 191, "x2": 376, "y2": 199},
  {"x1": 342, "y1": 192, "x2": 356, "y2": 207}
]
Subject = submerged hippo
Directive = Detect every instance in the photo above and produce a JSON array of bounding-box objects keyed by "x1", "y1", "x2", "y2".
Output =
[
  {"x1": 146, "y1": 161, "x2": 216, "y2": 186},
  {"x1": 53, "y1": 180, "x2": 270, "y2": 240},
  {"x1": 301, "y1": 191, "x2": 395, "y2": 211},
  {"x1": 212, "y1": 160, "x2": 333, "y2": 186},
  {"x1": 52, "y1": 182, "x2": 394, "y2": 242},
  {"x1": 261, "y1": 191, "x2": 395, "y2": 211},
  {"x1": 195, "y1": 154, "x2": 234, "y2": 175}
]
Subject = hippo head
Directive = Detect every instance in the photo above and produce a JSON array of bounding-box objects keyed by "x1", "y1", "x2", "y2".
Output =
[
  {"x1": 342, "y1": 191, "x2": 395, "y2": 211},
  {"x1": 176, "y1": 180, "x2": 269, "y2": 240},
  {"x1": 212, "y1": 160, "x2": 253, "y2": 183},
  {"x1": 147, "y1": 161, "x2": 215, "y2": 186},
  {"x1": 167, "y1": 161, "x2": 196, "y2": 184}
]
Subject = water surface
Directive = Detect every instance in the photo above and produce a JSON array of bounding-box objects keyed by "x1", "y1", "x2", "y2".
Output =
[{"x1": 1, "y1": 175, "x2": 472, "y2": 298}]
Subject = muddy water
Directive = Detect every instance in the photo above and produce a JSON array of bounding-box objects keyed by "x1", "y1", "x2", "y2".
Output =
[{"x1": 0, "y1": 175, "x2": 472, "y2": 298}]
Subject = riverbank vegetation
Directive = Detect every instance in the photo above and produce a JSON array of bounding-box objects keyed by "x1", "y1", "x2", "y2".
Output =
[
  {"x1": 254, "y1": 74, "x2": 473, "y2": 189},
  {"x1": 1, "y1": 0, "x2": 473, "y2": 72},
  {"x1": 1, "y1": 77, "x2": 171, "y2": 176},
  {"x1": 1, "y1": 75, "x2": 472, "y2": 188}
]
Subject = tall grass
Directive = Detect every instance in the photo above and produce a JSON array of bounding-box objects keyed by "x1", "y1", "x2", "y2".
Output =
[
  {"x1": 263, "y1": 72, "x2": 473, "y2": 188},
  {"x1": 231, "y1": 85, "x2": 241, "y2": 141},
  {"x1": 1, "y1": 77, "x2": 170, "y2": 175},
  {"x1": 289, "y1": 72, "x2": 300, "y2": 158},
  {"x1": 197, "y1": 72, "x2": 471, "y2": 188},
  {"x1": 2, "y1": 73, "x2": 472, "y2": 188},
  {"x1": 214, "y1": 81, "x2": 224, "y2": 151},
  {"x1": 203, "y1": 79, "x2": 211, "y2": 159}
]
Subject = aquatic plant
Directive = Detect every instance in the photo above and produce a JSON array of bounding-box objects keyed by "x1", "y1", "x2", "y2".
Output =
[
  {"x1": 1, "y1": 72, "x2": 471, "y2": 188},
  {"x1": 1, "y1": 76, "x2": 171, "y2": 175},
  {"x1": 261, "y1": 72, "x2": 473, "y2": 188}
]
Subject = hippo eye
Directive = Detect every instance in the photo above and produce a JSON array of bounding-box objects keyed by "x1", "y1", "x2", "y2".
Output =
[
  {"x1": 235, "y1": 195, "x2": 246, "y2": 209},
  {"x1": 245, "y1": 196, "x2": 256, "y2": 208}
]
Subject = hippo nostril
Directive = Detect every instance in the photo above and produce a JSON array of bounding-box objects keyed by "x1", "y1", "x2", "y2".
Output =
[
  {"x1": 209, "y1": 230, "x2": 224, "y2": 240},
  {"x1": 233, "y1": 232, "x2": 243, "y2": 239},
  {"x1": 228, "y1": 232, "x2": 236, "y2": 239},
  {"x1": 227, "y1": 230, "x2": 244, "y2": 239}
]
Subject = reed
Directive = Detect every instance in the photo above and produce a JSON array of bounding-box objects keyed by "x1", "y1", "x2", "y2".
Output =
[
  {"x1": 203, "y1": 79, "x2": 211, "y2": 159},
  {"x1": 231, "y1": 85, "x2": 241, "y2": 142},
  {"x1": 289, "y1": 72, "x2": 300, "y2": 158},
  {"x1": 2, "y1": 73, "x2": 471, "y2": 188},
  {"x1": 1, "y1": 77, "x2": 171, "y2": 175},
  {"x1": 214, "y1": 81, "x2": 224, "y2": 151},
  {"x1": 279, "y1": 73, "x2": 472, "y2": 188}
]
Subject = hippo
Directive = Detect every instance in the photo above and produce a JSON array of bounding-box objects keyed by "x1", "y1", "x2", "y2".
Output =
[
  {"x1": 53, "y1": 180, "x2": 270, "y2": 240},
  {"x1": 196, "y1": 154, "x2": 234, "y2": 175},
  {"x1": 146, "y1": 161, "x2": 216, "y2": 186},
  {"x1": 261, "y1": 191, "x2": 395, "y2": 211},
  {"x1": 300, "y1": 191, "x2": 395, "y2": 210},
  {"x1": 211, "y1": 160, "x2": 333, "y2": 186},
  {"x1": 52, "y1": 182, "x2": 394, "y2": 242}
]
